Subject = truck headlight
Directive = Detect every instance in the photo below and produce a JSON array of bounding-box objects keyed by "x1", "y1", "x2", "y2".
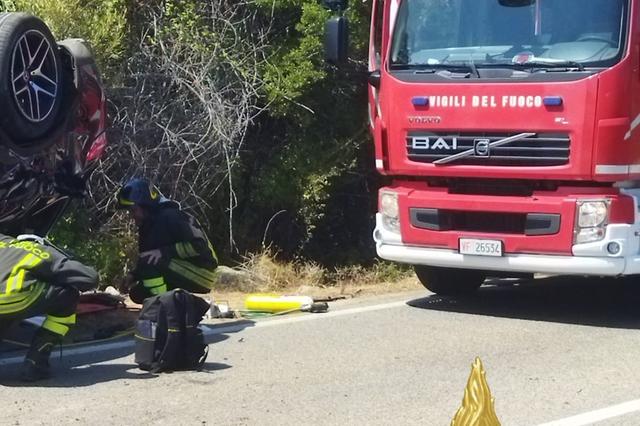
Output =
[
  {"x1": 577, "y1": 201, "x2": 608, "y2": 228},
  {"x1": 380, "y1": 192, "x2": 399, "y2": 219},
  {"x1": 574, "y1": 200, "x2": 610, "y2": 244},
  {"x1": 380, "y1": 191, "x2": 400, "y2": 233},
  {"x1": 574, "y1": 227, "x2": 606, "y2": 244}
]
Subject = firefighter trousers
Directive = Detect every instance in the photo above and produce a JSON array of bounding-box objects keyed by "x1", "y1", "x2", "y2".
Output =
[
  {"x1": 130, "y1": 258, "x2": 217, "y2": 304},
  {"x1": 0, "y1": 284, "x2": 79, "y2": 340}
]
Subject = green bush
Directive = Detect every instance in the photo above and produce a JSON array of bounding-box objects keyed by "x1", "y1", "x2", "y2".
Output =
[
  {"x1": 48, "y1": 208, "x2": 135, "y2": 289},
  {"x1": 2, "y1": 0, "x2": 127, "y2": 80}
]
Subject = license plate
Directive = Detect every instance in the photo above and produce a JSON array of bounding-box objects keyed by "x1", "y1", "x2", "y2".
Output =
[{"x1": 459, "y1": 238, "x2": 503, "y2": 257}]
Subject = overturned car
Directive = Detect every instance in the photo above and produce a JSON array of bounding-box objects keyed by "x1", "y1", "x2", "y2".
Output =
[{"x1": 0, "y1": 12, "x2": 107, "y2": 236}]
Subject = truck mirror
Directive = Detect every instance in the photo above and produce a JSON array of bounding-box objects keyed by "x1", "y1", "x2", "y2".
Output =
[
  {"x1": 325, "y1": 16, "x2": 349, "y2": 64},
  {"x1": 368, "y1": 70, "x2": 381, "y2": 88},
  {"x1": 322, "y1": 0, "x2": 348, "y2": 12}
]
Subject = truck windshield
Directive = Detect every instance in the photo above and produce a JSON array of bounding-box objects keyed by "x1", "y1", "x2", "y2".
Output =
[{"x1": 390, "y1": 0, "x2": 628, "y2": 69}]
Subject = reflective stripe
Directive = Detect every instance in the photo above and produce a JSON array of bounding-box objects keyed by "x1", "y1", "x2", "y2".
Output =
[
  {"x1": 42, "y1": 313, "x2": 76, "y2": 336},
  {"x1": 46, "y1": 313, "x2": 76, "y2": 325},
  {"x1": 184, "y1": 243, "x2": 198, "y2": 257},
  {"x1": 149, "y1": 284, "x2": 166, "y2": 295},
  {"x1": 36, "y1": 343, "x2": 54, "y2": 353},
  {"x1": 176, "y1": 242, "x2": 198, "y2": 258},
  {"x1": 171, "y1": 259, "x2": 217, "y2": 282},
  {"x1": 42, "y1": 318, "x2": 71, "y2": 336},
  {"x1": 0, "y1": 291, "x2": 30, "y2": 304},
  {"x1": 208, "y1": 241, "x2": 218, "y2": 263},
  {"x1": 175, "y1": 243, "x2": 187, "y2": 258},
  {"x1": 135, "y1": 334, "x2": 154, "y2": 341},
  {"x1": 6, "y1": 254, "x2": 42, "y2": 294},
  {"x1": 0, "y1": 282, "x2": 45, "y2": 314},
  {"x1": 143, "y1": 276, "x2": 166, "y2": 295},
  {"x1": 142, "y1": 277, "x2": 165, "y2": 288},
  {"x1": 168, "y1": 259, "x2": 216, "y2": 289}
]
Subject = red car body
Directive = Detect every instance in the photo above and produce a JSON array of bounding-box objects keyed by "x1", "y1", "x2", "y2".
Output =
[{"x1": 0, "y1": 38, "x2": 107, "y2": 236}]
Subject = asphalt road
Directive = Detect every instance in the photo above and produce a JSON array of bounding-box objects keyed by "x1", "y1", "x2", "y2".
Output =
[{"x1": 3, "y1": 276, "x2": 640, "y2": 425}]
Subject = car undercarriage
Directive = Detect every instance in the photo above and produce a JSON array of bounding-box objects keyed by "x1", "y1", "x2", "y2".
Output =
[{"x1": 0, "y1": 12, "x2": 107, "y2": 236}]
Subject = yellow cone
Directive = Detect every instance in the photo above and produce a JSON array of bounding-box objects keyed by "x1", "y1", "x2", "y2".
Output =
[
  {"x1": 451, "y1": 357, "x2": 501, "y2": 426},
  {"x1": 244, "y1": 293, "x2": 314, "y2": 313}
]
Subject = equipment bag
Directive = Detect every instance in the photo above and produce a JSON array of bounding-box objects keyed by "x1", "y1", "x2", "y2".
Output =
[{"x1": 134, "y1": 289, "x2": 210, "y2": 372}]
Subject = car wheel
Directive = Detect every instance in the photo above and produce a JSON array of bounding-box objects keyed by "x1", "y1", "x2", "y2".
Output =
[
  {"x1": 0, "y1": 13, "x2": 64, "y2": 142},
  {"x1": 414, "y1": 265, "x2": 485, "y2": 296}
]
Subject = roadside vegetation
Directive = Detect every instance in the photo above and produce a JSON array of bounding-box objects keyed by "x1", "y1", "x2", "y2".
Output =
[
  {"x1": 235, "y1": 250, "x2": 414, "y2": 292},
  {"x1": 215, "y1": 250, "x2": 417, "y2": 307},
  {"x1": 0, "y1": 0, "x2": 402, "y2": 292}
]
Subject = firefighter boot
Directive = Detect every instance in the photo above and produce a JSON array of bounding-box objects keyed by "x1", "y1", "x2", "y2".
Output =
[{"x1": 20, "y1": 328, "x2": 60, "y2": 382}]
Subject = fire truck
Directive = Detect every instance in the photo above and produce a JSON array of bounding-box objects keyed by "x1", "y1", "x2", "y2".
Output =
[{"x1": 325, "y1": 0, "x2": 640, "y2": 295}]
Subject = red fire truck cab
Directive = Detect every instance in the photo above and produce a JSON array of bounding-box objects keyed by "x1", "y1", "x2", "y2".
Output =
[{"x1": 326, "y1": 0, "x2": 640, "y2": 295}]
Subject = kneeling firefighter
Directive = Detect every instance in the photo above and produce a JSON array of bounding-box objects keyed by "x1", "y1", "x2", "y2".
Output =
[
  {"x1": 117, "y1": 178, "x2": 218, "y2": 303},
  {"x1": 0, "y1": 234, "x2": 98, "y2": 381}
]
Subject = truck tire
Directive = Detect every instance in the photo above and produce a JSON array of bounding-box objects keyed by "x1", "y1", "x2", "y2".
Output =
[
  {"x1": 414, "y1": 265, "x2": 485, "y2": 296},
  {"x1": 0, "y1": 13, "x2": 64, "y2": 142}
]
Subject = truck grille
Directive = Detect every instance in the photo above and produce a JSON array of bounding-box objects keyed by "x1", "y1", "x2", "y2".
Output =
[
  {"x1": 410, "y1": 208, "x2": 561, "y2": 236},
  {"x1": 406, "y1": 132, "x2": 570, "y2": 166}
]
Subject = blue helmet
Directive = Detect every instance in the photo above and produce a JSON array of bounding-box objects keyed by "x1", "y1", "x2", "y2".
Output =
[{"x1": 116, "y1": 178, "x2": 168, "y2": 209}]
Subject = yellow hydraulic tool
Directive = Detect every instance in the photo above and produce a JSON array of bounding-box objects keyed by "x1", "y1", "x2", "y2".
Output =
[{"x1": 244, "y1": 294, "x2": 327, "y2": 313}]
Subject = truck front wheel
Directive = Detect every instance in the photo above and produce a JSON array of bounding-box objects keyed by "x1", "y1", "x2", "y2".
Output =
[{"x1": 414, "y1": 266, "x2": 485, "y2": 296}]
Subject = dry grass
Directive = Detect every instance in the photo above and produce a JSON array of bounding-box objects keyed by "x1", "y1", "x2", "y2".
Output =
[
  {"x1": 211, "y1": 250, "x2": 420, "y2": 309},
  {"x1": 239, "y1": 250, "x2": 326, "y2": 291}
]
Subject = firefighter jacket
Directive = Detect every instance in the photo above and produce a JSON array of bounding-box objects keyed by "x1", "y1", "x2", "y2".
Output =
[
  {"x1": 133, "y1": 203, "x2": 218, "y2": 277},
  {"x1": 0, "y1": 234, "x2": 98, "y2": 312}
]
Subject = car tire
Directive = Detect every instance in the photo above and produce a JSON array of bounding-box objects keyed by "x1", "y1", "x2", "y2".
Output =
[
  {"x1": 0, "y1": 13, "x2": 64, "y2": 142},
  {"x1": 414, "y1": 265, "x2": 485, "y2": 296}
]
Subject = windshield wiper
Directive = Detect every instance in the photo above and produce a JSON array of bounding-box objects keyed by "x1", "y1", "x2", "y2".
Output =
[
  {"x1": 508, "y1": 59, "x2": 585, "y2": 71},
  {"x1": 390, "y1": 63, "x2": 470, "y2": 71},
  {"x1": 521, "y1": 59, "x2": 585, "y2": 71},
  {"x1": 472, "y1": 60, "x2": 585, "y2": 72},
  {"x1": 390, "y1": 63, "x2": 481, "y2": 77},
  {"x1": 391, "y1": 59, "x2": 585, "y2": 75}
]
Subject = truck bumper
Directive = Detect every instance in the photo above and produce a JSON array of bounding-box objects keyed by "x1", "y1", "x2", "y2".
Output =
[{"x1": 374, "y1": 214, "x2": 639, "y2": 276}]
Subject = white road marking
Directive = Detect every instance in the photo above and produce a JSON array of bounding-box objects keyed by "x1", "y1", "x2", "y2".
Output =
[
  {"x1": 0, "y1": 300, "x2": 408, "y2": 366},
  {"x1": 4, "y1": 298, "x2": 640, "y2": 426},
  {"x1": 537, "y1": 399, "x2": 640, "y2": 426}
]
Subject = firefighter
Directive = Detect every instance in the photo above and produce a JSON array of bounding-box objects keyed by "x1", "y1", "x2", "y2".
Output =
[
  {"x1": 116, "y1": 178, "x2": 218, "y2": 303},
  {"x1": 0, "y1": 234, "x2": 98, "y2": 381}
]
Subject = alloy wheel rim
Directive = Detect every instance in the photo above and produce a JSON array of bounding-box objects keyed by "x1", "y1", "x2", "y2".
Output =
[{"x1": 10, "y1": 30, "x2": 58, "y2": 123}]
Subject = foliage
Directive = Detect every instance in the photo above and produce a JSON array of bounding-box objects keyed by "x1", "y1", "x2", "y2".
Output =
[
  {"x1": 1, "y1": 0, "x2": 389, "y2": 279},
  {"x1": 232, "y1": 0, "x2": 378, "y2": 265},
  {"x1": 238, "y1": 249, "x2": 412, "y2": 292},
  {"x1": 47, "y1": 206, "x2": 136, "y2": 288},
  {"x1": 1, "y1": 0, "x2": 127, "y2": 80},
  {"x1": 94, "y1": 0, "x2": 267, "y2": 251}
]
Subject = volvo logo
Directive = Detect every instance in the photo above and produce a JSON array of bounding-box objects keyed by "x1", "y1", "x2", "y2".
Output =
[{"x1": 473, "y1": 139, "x2": 490, "y2": 157}]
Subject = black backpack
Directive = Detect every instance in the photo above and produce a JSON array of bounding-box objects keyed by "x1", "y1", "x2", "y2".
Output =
[{"x1": 134, "y1": 289, "x2": 210, "y2": 372}]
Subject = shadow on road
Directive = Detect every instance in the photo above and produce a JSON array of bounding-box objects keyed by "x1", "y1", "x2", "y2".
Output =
[
  {"x1": 1, "y1": 363, "x2": 155, "y2": 388},
  {"x1": 407, "y1": 275, "x2": 640, "y2": 329},
  {"x1": 0, "y1": 361, "x2": 233, "y2": 388},
  {"x1": 0, "y1": 338, "x2": 144, "y2": 386},
  {"x1": 0, "y1": 319, "x2": 255, "y2": 386}
]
